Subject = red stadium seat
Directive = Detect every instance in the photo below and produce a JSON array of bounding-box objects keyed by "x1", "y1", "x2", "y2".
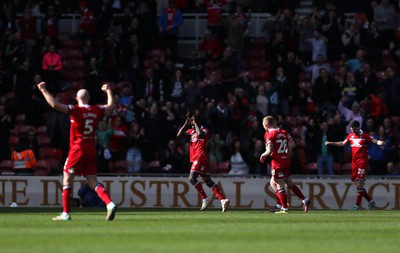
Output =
[
  {"x1": 217, "y1": 161, "x2": 230, "y2": 174},
  {"x1": 8, "y1": 136, "x2": 19, "y2": 153},
  {"x1": 341, "y1": 163, "x2": 352, "y2": 174},
  {"x1": 0, "y1": 160, "x2": 15, "y2": 175},
  {"x1": 113, "y1": 160, "x2": 128, "y2": 174},
  {"x1": 306, "y1": 162, "x2": 318, "y2": 174},
  {"x1": 34, "y1": 160, "x2": 52, "y2": 176},
  {"x1": 209, "y1": 161, "x2": 218, "y2": 174},
  {"x1": 37, "y1": 136, "x2": 51, "y2": 147},
  {"x1": 334, "y1": 162, "x2": 342, "y2": 174},
  {"x1": 15, "y1": 113, "x2": 26, "y2": 124}
]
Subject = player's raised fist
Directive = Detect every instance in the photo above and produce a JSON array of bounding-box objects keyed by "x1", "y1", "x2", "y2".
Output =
[
  {"x1": 101, "y1": 83, "x2": 111, "y2": 91},
  {"x1": 37, "y1": 82, "x2": 46, "y2": 91}
]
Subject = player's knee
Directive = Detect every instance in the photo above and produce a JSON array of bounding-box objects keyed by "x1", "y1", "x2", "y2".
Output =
[
  {"x1": 205, "y1": 180, "x2": 215, "y2": 188},
  {"x1": 189, "y1": 177, "x2": 199, "y2": 186}
]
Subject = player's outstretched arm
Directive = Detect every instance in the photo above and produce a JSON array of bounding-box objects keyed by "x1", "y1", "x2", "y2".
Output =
[
  {"x1": 372, "y1": 139, "x2": 385, "y2": 146},
  {"x1": 177, "y1": 118, "x2": 191, "y2": 137},
  {"x1": 37, "y1": 82, "x2": 68, "y2": 113},
  {"x1": 325, "y1": 140, "x2": 347, "y2": 147},
  {"x1": 102, "y1": 83, "x2": 115, "y2": 115}
]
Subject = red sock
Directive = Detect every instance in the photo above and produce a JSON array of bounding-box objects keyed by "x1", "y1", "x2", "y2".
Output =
[
  {"x1": 194, "y1": 183, "x2": 208, "y2": 199},
  {"x1": 276, "y1": 189, "x2": 288, "y2": 209},
  {"x1": 356, "y1": 188, "x2": 363, "y2": 206},
  {"x1": 95, "y1": 184, "x2": 112, "y2": 205},
  {"x1": 361, "y1": 188, "x2": 371, "y2": 202},
  {"x1": 289, "y1": 185, "x2": 305, "y2": 200},
  {"x1": 62, "y1": 186, "x2": 72, "y2": 213},
  {"x1": 276, "y1": 195, "x2": 281, "y2": 206},
  {"x1": 211, "y1": 184, "x2": 225, "y2": 200}
]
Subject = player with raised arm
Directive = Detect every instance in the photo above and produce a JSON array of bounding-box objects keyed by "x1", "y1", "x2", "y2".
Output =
[
  {"x1": 177, "y1": 116, "x2": 230, "y2": 212},
  {"x1": 38, "y1": 82, "x2": 117, "y2": 221},
  {"x1": 325, "y1": 120, "x2": 384, "y2": 210},
  {"x1": 260, "y1": 116, "x2": 310, "y2": 213}
]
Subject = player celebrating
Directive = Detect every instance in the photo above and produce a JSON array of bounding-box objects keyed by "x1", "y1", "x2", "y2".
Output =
[
  {"x1": 177, "y1": 116, "x2": 230, "y2": 212},
  {"x1": 325, "y1": 120, "x2": 384, "y2": 210},
  {"x1": 260, "y1": 116, "x2": 310, "y2": 213},
  {"x1": 38, "y1": 82, "x2": 117, "y2": 221}
]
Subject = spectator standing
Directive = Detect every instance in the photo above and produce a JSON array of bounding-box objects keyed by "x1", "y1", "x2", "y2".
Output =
[
  {"x1": 0, "y1": 104, "x2": 12, "y2": 162},
  {"x1": 41, "y1": 44, "x2": 62, "y2": 93},
  {"x1": 176, "y1": 116, "x2": 230, "y2": 212},
  {"x1": 381, "y1": 67, "x2": 400, "y2": 115},
  {"x1": 338, "y1": 95, "x2": 363, "y2": 134},
  {"x1": 41, "y1": 5, "x2": 60, "y2": 43},
  {"x1": 100, "y1": 31, "x2": 120, "y2": 82},
  {"x1": 226, "y1": 14, "x2": 247, "y2": 73},
  {"x1": 126, "y1": 122, "x2": 146, "y2": 173},
  {"x1": 325, "y1": 120, "x2": 384, "y2": 210},
  {"x1": 306, "y1": 30, "x2": 328, "y2": 63},
  {"x1": 368, "y1": 125, "x2": 392, "y2": 175},
  {"x1": 341, "y1": 23, "x2": 360, "y2": 58},
  {"x1": 315, "y1": 121, "x2": 335, "y2": 176},
  {"x1": 109, "y1": 116, "x2": 128, "y2": 161},
  {"x1": 312, "y1": 67, "x2": 339, "y2": 116},
  {"x1": 18, "y1": 8, "x2": 37, "y2": 41},
  {"x1": 96, "y1": 118, "x2": 114, "y2": 149},
  {"x1": 297, "y1": 16, "x2": 315, "y2": 65},
  {"x1": 37, "y1": 81, "x2": 117, "y2": 221},
  {"x1": 228, "y1": 139, "x2": 249, "y2": 175},
  {"x1": 161, "y1": 139, "x2": 184, "y2": 173},
  {"x1": 84, "y1": 57, "x2": 104, "y2": 105},
  {"x1": 373, "y1": 0, "x2": 397, "y2": 48},
  {"x1": 158, "y1": 2, "x2": 183, "y2": 56},
  {"x1": 78, "y1": 1, "x2": 96, "y2": 40}
]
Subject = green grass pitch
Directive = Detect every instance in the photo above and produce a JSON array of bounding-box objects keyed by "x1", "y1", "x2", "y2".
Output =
[{"x1": 0, "y1": 208, "x2": 399, "y2": 253}]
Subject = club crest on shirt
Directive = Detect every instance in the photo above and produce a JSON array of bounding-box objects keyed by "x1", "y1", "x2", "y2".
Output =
[{"x1": 351, "y1": 138, "x2": 363, "y2": 147}]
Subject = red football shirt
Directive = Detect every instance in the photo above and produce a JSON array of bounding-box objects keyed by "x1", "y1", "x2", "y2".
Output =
[
  {"x1": 346, "y1": 131, "x2": 372, "y2": 170},
  {"x1": 264, "y1": 128, "x2": 292, "y2": 169},
  {"x1": 68, "y1": 104, "x2": 105, "y2": 148},
  {"x1": 186, "y1": 127, "x2": 209, "y2": 162}
]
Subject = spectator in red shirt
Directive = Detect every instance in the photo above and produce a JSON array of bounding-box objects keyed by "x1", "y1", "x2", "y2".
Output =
[
  {"x1": 109, "y1": 116, "x2": 128, "y2": 161},
  {"x1": 18, "y1": 8, "x2": 37, "y2": 41},
  {"x1": 200, "y1": 30, "x2": 223, "y2": 60},
  {"x1": 79, "y1": 1, "x2": 96, "y2": 38},
  {"x1": 42, "y1": 44, "x2": 62, "y2": 93}
]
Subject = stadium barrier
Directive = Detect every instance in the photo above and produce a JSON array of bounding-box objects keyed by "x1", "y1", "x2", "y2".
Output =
[{"x1": 1, "y1": 176, "x2": 399, "y2": 210}]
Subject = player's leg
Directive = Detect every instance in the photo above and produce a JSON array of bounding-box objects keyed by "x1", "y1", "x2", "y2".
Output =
[
  {"x1": 189, "y1": 170, "x2": 209, "y2": 210},
  {"x1": 269, "y1": 177, "x2": 282, "y2": 212},
  {"x1": 87, "y1": 176, "x2": 117, "y2": 221},
  {"x1": 285, "y1": 178, "x2": 310, "y2": 212},
  {"x1": 355, "y1": 179, "x2": 375, "y2": 210},
  {"x1": 52, "y1": 172, "x2": 74, "y2": 221},
  {"x1": 274, "y1": 178, "x2": 289, "y2": 213},
  {"x1": 202, "y1": 174, "x2": 230, "y2": 212}
]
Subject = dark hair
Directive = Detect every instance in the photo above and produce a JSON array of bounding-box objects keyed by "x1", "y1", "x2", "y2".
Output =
[{"x1": 350, "y1": 120, "x2": 360, "y2": 128}]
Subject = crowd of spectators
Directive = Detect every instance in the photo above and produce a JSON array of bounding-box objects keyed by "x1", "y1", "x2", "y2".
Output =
[{"x1": 1, "y1": 0, "x2": 400, "y2": 176}]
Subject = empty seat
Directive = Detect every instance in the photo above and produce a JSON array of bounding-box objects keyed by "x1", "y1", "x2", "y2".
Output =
[
  {"x1": 112, "y1": 160, "x2": 128, "y2": 174},
  {"x1": 34, "y1": 159, "x2": 52, "y2": 176},
  {"x1": 0, "y1": 160, "x2": 15, "y2": 175},
  {"x1": 36, "y1": 125, "x2": 48, "y2": 137},
  {"x1": 306, "y1": 162, "x2": 318, "y2": 174},
  {"x1": 37, "y1": 136, "x2": 51, "y2": 147},
  {"x1": 217, "y1": 161, "x2": 230, "y2": 174},
  {"x1": 341, "y1": 162, "x2": 353, "y2": 174},
  {"x1": 15, "y1": 113, "x2": 26, "y2": 124},
  {"x1": 209, "y1": 161, "x2": 218, "y2": 174}
]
